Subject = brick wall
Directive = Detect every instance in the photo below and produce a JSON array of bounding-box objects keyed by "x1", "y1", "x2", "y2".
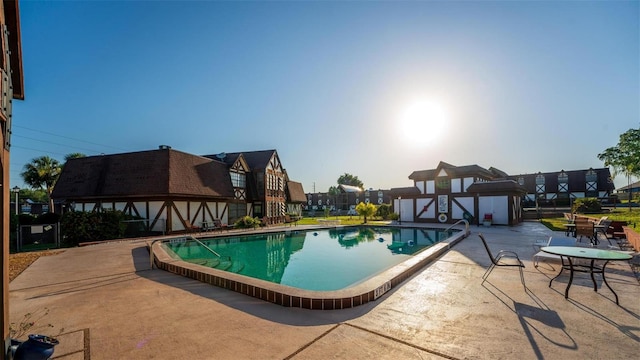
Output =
[{"x1": 623, "y1": 227, "x2": 640, "y2": 252}]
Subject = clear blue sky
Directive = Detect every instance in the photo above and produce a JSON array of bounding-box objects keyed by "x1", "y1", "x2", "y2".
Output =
[{"x1": 10, "y1": 0, "x2": 639, "y2": 193}]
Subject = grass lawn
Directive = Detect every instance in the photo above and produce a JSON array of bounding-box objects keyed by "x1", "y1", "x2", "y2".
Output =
[
  {"x1": 540, "y1": 208, "x2": 640, "y2": 232},
  {"x1": 297, "y1": 215, "x2": 392, "y2": 226}
]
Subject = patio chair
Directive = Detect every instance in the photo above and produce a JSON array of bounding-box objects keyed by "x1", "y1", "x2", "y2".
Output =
[
  {"x1": 593, "y1": 216, "x2": 609, "y2": 226},
  {"x1": 594, "y1": 219, "x2": 614, "y2": 246},
  {"x1": 478, "y1": 233, "x2": 526, "y2": 288},
  {"x1": 563, "y1": 213, "x2": 575, "y2": 222},
  {"x1": 575, "y1": 220, "x2": 597, "y2": 245},
  {"x1": 184, "y1": 220, "x2": 200, "y2": 233},
  {"x1": 284, "y1": 214, "x2": 298, "y2": 227},
  {"x1": 533, "y1": 237, "x2": 577, "y2": 268}
]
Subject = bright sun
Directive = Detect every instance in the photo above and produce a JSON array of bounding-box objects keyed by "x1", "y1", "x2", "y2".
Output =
[{"x1": 399, "y1": 99, "x2": 448, "y2": 147}]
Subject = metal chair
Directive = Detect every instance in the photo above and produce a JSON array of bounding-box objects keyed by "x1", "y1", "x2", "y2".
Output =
[{"x1": 479, "y1": 233, "x2": 526, "y2": 288}]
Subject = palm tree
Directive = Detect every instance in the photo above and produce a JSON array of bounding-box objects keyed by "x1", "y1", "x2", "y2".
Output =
[
  {"x1": 21, "y1": 156, "x2": 61, "y2": 212},
  {"x1": 64, "y1": 153, "x2": 86, "y2": 161}
]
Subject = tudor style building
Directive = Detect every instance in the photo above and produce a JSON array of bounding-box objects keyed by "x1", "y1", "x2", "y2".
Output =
[
  {"x1": 393, "y1": 162, "x2": 615, "y2": 226},
  {"x1": 507, "y1": 168, "x2": 615, "y2": 207},
  {"x1": 204, "y1": 150, "x2": 306, "y2": 225},
  {"x1": 305, "y1": 185, "x2": 394, "y2": 213},
  {"x1": 51, "y1": 147, "x2": 306, "y2": 233},
  {"x1": 393, "y1": 161, "x2": 526, "y2": 226}
]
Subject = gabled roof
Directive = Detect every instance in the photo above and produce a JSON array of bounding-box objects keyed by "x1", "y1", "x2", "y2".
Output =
[
  {"x1": 287, "y1": 181, "x2": 307, "y2": 203},
  {"x1": 409, "y1": 161, "x2": 496, "y2": 180},
  {"x1": 206, "y1": 150, "x2": 277, "y2": 170},
  {"x1": 52, "y1": 148, "x2": 235, "y2": 200}
]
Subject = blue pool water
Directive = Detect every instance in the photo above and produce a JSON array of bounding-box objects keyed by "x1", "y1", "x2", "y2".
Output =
[{"x1": 165, "y1": 226, "x2": 458, "y2": 291}]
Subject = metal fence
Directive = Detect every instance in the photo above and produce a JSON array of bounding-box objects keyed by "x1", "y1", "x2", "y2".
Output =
[{"x1": 17, "y1": 223, "x2": 60, "y2": 252}]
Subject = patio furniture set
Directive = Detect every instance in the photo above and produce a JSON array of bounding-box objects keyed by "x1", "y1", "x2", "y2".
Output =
[{"x1": 480, "y1": 231, "x2": 634, "y2": 306}]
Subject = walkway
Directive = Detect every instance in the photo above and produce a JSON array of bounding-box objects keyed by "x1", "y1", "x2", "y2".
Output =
[{"x1": 9, "y1": 222, "x2": 640, "y2": 359}]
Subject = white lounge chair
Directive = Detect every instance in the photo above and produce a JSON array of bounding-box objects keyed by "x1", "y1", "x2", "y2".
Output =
[{"x1": 533, "y1": 236, "x2": 577, "y2": 268}]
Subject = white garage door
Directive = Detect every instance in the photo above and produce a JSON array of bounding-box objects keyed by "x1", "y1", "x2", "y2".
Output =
[{"x1": 478, "y1": 196, "x2": 508, "y2": 225}]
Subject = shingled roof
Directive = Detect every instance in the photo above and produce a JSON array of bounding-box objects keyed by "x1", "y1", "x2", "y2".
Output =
[
  {"x1": 52, "y1": 148, "x2": 235, "y2": 200},
  {"x1": 409, "y1": 161, "x2": 498, "y2": 181},
  {"x1": 286, "y1": 181, "x2": 307, "y2": 203},
  {"x1": 205, "y1": 150, "x2": 277, "y2": 170},
  {"x1": 466, "y1": 180, "x2": 527, "y2": 194}
]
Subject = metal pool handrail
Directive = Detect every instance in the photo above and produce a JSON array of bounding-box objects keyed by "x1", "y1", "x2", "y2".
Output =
[
  {"x1": 444, "y1": 219, "x2": 470, "y2": 235},
  {"x1": 150, "y1": 235, "x2": 230, "y2": 269}
]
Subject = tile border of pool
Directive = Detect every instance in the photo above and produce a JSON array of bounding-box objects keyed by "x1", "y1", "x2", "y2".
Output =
[{"x1": 150, "y1": 226, "x2": 469, "y2": 310}]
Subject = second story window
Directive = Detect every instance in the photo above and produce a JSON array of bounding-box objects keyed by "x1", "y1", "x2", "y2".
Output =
[
  {"x1": 436, "y1": 177, "x2": 450, "y2": 190},
  {"x1": 230, "y1": 171, "x2": 246, "y2": 188},
  {"x1": 535, "y1": 173, "x2": 545, "y2": 194},
  {"x1": 585, "y1": 168, "x2": 598, "y2": 196},
  {"x1": 558, "y1": 171, "x2": 568, "y2": 192}
]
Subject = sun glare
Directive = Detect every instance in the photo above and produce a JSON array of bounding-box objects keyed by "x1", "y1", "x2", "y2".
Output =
[{"x1": 398, "y1": 99, "x2": 448, "y2": 147}]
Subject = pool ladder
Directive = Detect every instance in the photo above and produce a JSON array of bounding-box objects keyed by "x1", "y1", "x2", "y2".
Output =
[
  {"x1": 150, "y1": 235, "x2": 231, "y2": 269},
  {"x1": 444, "y1": 219, "x2": 470, "y2": 237}
]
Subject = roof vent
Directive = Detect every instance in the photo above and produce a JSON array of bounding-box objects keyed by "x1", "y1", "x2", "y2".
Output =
[
  {"x1": 215, "y1": 152, "x2": 226, "y2": 160},
  {"x1": 159, "y1": 145, "x2": 172, "y2": 150}
]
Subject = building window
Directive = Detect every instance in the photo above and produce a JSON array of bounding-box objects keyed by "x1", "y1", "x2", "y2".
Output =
[
  {"x1": 230, "y1": 171, "x2": 246, "y2": 188},
  {"x1": 558, "y1": 171, "x2": 568, "y2": 192},
  {"x1": 535, "y1": 173, "x2": 545, "y2": 194},
  {"x1": 228, "y1": 203, "x2": 246, "y2": 223},
  {"x1": 585, "y1": 169, "x2": 598, "y2": 197},
  {"x1": 517, "y1": 177, "x2": 524, "y2": 186},
  {"x1": 436, "y1": 177, "x2": 450, "y2": 190}
]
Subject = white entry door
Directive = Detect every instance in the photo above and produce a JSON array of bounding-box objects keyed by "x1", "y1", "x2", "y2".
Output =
[{"x1": 394, "y1": 198, "x2": 414, "y2": 222}]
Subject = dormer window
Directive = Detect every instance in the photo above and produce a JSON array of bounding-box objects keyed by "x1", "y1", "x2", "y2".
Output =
[
  {"x1": 535, "y1": 173, "x2": 545, "y2": 194},
  {"x1": 230, "y1": 170, "x2": 246, "y2": 188},
  {"x1": 558, "y1": 171, "x2": 568, "y2": 192}
]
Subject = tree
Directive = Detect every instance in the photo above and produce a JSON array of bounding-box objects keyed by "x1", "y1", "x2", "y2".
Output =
[
  {"x1": 19, "y1": 188, "x2": 48, "y2": 204},
  {"x1": 328, "y1": 186, "x2": 341, "y2": 210},
  {"x1": 20, "y1": 156, "x2": 61, "y2": 212},
  {"x1": 597, "y1": 128, "x2": 640, "y2": 210},
  {"x1": 355, "y1": 202, "x2": 377, "y2": 223},
  {"x1": 64, "y1": 153, "x2": 86, "y2": 162},
  {"x1": 337, "y1": 173, "x2": 364, "y2": 189}
]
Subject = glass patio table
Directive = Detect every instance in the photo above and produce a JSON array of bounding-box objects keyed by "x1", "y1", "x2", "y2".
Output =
[{"x1": 541, "y1": 246, "x2": 632, "y2": 305}]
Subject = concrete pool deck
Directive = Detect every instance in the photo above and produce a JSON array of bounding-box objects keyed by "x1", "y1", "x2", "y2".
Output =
[{"x1": 9, "y1": 222, "x2": 640, "y2": 359}]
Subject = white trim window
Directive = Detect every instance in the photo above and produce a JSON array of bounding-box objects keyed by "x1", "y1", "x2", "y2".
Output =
[
  {"x1": 230, "y1": 170, "x2": 246, "y2": 188},
  {"x1": 558, "y1": 171, "x2": 568, "y2": 192},
  {"x1": 535, "y1": 174, "x2": 545, "y2": 194}
]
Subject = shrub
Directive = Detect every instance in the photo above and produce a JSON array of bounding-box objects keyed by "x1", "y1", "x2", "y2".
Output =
[
  {"x1": 17, "y1": 213, "x2": 35, "y2": 226},
  {"x1": 376, "y1": 204, "x2": 392, "y2": 219},
  {"x1": 60, "y1": 210, "x2": 128, "y2": 247},
  {"x1": 34, "y1": 212, "x2": 61, "y2": 224},
  {"x1": 572, "y1": 198, "x2": 602, "y2": 214},
  {"x1": 234, "y1": 216, "x2": 261, "y2": 229},
  {"x1": 387, "y1": 212, "x2": 399, "y2": 221}
]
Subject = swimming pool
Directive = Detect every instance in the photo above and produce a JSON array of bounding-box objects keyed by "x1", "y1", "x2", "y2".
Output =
[
  {"x1": 151, "y1": 225, "x2": 468, "y2": 309},
  {"x1": 165, "y1": 226, "x2": 455, "y2": 291}
]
